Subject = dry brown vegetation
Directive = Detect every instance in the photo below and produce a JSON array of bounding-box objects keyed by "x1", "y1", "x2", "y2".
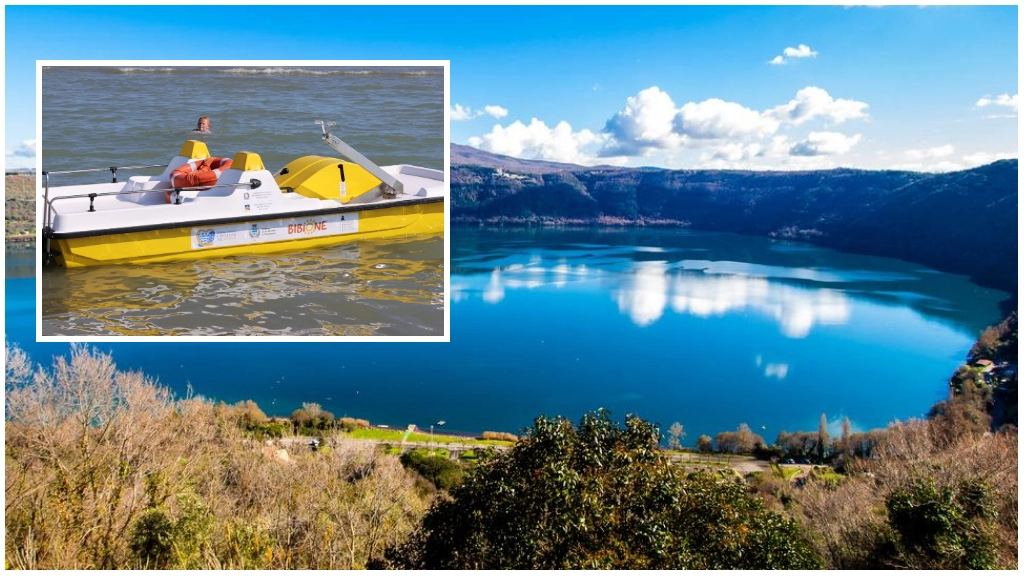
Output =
[
  {"x1": 4, "y1": 309, "x2": 1018, "y2": 569},
  {"x1": 4, "y1": 174, "x2": 35, "y2": 240},
  {"x1": 339, "y1": 417, "x2": 371, "y2": 430},
  {"x1": 792, "y1": 392, "x2": 1018, "y2": 569},
  {"x1": 4, "y1": 342, "x2": 432, "y2": 569},
  {"x1": 480, "y1": 430, "x2": 518, "y2": 442}
]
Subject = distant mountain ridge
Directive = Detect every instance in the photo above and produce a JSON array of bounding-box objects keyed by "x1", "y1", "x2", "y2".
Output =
[
  {"x1": 452, "y1": 143, "x2": 614, "y2": 173},
  {"x1": 450, "y1": 145, "x2": 1018, "y2": 298}
]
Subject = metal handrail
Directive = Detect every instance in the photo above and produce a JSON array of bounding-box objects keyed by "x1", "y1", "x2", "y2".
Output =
[
  {"x1": 42, "y1": 163, "x2": 169, "y2": 259},
  {"x1": 44, "y1": 163, "x2": 166, "y2": 176},
  {"x1": 46, "y1": 179, "x2": 262, "y2": 212}
]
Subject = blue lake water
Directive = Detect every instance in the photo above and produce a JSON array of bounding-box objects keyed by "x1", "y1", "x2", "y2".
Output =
[{"x1": 5, "y1": 226, "x2": 1008, "y2": 443}]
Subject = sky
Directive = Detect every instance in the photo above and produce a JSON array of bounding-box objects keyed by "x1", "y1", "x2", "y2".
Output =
[{"x1": 5, "y1": 5, "x2": 1019, "y2": 172}]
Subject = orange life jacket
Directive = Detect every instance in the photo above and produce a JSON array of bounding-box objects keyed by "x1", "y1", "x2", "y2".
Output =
[{"x1": 166, "y1": 157, "x2": 233, "y2": 203}]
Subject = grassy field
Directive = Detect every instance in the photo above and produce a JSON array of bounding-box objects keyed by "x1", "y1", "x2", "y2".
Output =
[
  {"x1": 809, "y1": 466, "x2": 845, "y2": 484},
  {"x1": 347, "y1": 427, "x2": 514, "y2": 447},
  {"x1": 770, "y1": 463, "x2": 803, "y2": 481},
  {"x1": 5, "y1": 174, "x2": 35, "y2": 241}
]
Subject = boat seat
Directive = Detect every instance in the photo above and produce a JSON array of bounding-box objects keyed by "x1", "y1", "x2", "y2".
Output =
[{"x1": 197, "y1": 151, "x2": 269, "y2": 198}]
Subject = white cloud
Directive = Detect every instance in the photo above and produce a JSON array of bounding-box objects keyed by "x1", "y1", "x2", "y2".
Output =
[
  {"x1": 769, "y1": 43, "x2": 818, "y2": 65},
  {"x1": 465, "y1": 86, "x2": 871, "y2": 169},
  {"x1": 766, "y1": 86, "x2": 869, "y2": 125},
  {"x1": 975, "y1": 93, "x2": 1018, "y2": 111},
  {"x1": 891, "y1": 161, "x2": 965, "y2": 173},
  {"x1": 784, "y1": 44, "x2": 818, "y2": 59},
  {"x1": 789, "y1": 131, "x2": 862, "y2": 156},
  {"x1": 451, "y1": 103, "x2": 475, "y2": 121},
  {"x1": 602, "y1": 86, "x2": 685, "y2": 155},
  {"x1": 675, "y1": 98, "x2": 779, "y2": 140},
  {"x1": 5, "y1": 139, "x2": 36, "y2": 170},
  {"x1": 700, "y1": 142, "x2": 765, "y2": 163},
  {"x1": 482, "y1": 105, "x2": 509, "y2": 119},
  {"x1": 962, "y1": 151, "x2": 1017, "y2": 166},
  {"x1": 601, "y1": 87, "x2": 782, "y2": 156},
  {"x1": 905, "y1": 144, "x2": 954, "y2": 160},
  {"x1": 469, "y1": 118, "x2": 604, "y2": 164},
  {"x1": 451, "y1": 103, "x2": 510, "y2": 121}
]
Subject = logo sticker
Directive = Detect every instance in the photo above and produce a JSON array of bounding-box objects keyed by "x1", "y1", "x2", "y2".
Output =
[
  {"x1": 195, "y1": 228, "x2": 216, "y2": 247},
  {"x1": 250, "y1": 224, "x2": 260, "y2": 238}
]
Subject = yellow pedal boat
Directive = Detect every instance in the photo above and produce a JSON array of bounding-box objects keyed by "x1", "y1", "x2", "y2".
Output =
[{"x1": 42, "y1": 121, "x2": 445, "y2": 267}]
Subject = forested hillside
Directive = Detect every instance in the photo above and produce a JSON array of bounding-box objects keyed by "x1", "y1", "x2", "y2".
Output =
[{"x1": 452, "y1": 150, "x2": 1017, "y2": 296}]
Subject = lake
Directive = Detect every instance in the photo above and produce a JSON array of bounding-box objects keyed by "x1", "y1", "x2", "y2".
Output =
[
  {"x1": 7, "y1": 226, "x2": 1007, "y2": 443},
  {"x1": 40, "y1": 236, "x2": 444, "y2": 337},
  {"x1": 39, "y1": 65, "x2": 444, "y2": 336}
]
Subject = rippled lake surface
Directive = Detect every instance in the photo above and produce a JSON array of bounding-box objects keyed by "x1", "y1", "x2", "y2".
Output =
[
  {"x1": 10, "y1": 227, "x2": 1009, "y2": 441},
  {"x1": 41, "y1": 65, "x2": 443, "y2": 180},
  {"x1": 40, "y1": 235, "x2": 444, "y2": 336},
  {"x1": 39, "y1": 65, "x2": 444, "y2": 336}
]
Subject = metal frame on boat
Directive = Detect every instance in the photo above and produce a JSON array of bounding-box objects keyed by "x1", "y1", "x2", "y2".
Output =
[{"x1": 42, "y1": 121, "x2": 445, "y2": 267}]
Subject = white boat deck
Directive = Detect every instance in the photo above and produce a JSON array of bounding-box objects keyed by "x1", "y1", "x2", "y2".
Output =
[{"x1": 46, "y1": 156, "x2": 445, "y2": 236}]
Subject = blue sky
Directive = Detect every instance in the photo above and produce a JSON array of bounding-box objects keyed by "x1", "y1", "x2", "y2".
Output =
[{"x1": 5, "y1": 5, "x2": 1018, "y2": 171}]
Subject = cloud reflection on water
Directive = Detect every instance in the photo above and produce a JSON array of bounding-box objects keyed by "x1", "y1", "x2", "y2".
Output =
[{"x1": 454, "y1": 256, "x2": 852, "y2": 338}]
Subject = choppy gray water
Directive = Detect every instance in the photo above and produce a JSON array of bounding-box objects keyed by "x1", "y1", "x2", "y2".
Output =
[{"x1": 40, "y1": 65, "x2": 444, "y2": 336}]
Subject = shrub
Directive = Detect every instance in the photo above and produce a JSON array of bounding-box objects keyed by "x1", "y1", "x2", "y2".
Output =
[
  {"x1": 399, "y1": 451, "x2": 465, "y2": 491},
  {"x1": 339, "y1": 417, "x2": 372, "y2": 432},
  {"x1": 380, "y1": 410, "x2": 820, "y2": 569},
  {"x1": 480, "y1": 431, "x2": 518, "y2": 442}
]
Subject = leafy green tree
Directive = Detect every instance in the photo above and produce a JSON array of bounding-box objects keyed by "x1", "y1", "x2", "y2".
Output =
[
  {"x1": 129, "y1": 508, "x2": 175, "y2": 568},
  {"x1": 400, "y1": 450, "x2": 465, "y2": 491},
  {"x1": 129, "y1": 492, "x2": 212, "y2": 569},
  {"x1": 873, "y1": 478, "x2": 998, "y2": 569},
  {"x1": 378, "y1": 410, "x2": 820, "y2": 569}
]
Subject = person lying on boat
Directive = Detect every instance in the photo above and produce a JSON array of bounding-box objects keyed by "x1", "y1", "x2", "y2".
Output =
[
  {"x1": 192, "y1": 116, "x2": 211, "y2": 133},
  {"x1": 165, "y1": 156, "x2": 232, "y2": 203}
]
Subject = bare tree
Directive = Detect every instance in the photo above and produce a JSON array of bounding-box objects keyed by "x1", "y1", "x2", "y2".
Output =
[
  {"x1": 696, "y1": 435, "x2": 713, "y2": 453},
  {"x1": 841, "y1": 416, "x2": 852, "y2": 456},
  {"x1": 667, "y1": 422, "x2": 685, "y2": 451},
  {"x1": 4, "y1": 343, "x2": 432, "y2": 570},
  {"x1": 818, "y1": 413, "x2": 829, "y2": 460}
]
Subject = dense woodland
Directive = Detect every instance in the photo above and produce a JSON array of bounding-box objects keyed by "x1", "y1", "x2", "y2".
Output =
[
  {"x1": 451, "y1": 150, "x2": 1018, "y2": 297},
  {"x1": 4, "y1": 310, "x2": 1017, "y2": 569}
]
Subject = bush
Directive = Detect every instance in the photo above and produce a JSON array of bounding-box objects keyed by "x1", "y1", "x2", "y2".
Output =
[
  {"x1": 380, "y1": 410, "x2": 820, "y2": 569},
  {"x1": 874, "y1": 478, "x2": 998, "y2": 569},
  {"x1": 480, "y1": 431, "x2": 518, "y2": 442},
  {"x1": 399, "y1": 450, "x2": 464, "y2": 491},
  {"x1": 339, "y1": 417, "x2": 371, "y2": 432}
]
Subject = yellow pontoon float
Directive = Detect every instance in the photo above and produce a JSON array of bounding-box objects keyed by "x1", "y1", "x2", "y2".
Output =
[{"x1": 42, "y1": 120, "x2": 445, "y2": 267}]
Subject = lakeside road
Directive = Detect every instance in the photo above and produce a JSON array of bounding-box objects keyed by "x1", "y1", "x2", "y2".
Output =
[{"x1": 273, "y1": 434, "x2": 809, "y2": 478}]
